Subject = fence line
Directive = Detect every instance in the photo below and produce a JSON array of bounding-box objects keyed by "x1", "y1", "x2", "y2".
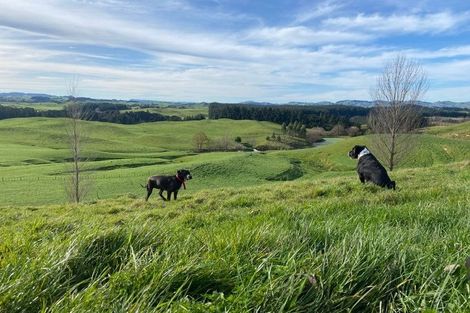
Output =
[{"x1": 0, "y1": 172, "x2": 156, "y2": 183}]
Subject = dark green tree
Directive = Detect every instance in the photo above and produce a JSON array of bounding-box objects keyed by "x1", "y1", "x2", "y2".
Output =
[{"x1": 281, "y1": 122, "x2": 287, "y2": 133}]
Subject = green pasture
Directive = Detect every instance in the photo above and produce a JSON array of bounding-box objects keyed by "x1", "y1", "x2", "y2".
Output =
[
  {"x1": 426, "y1": 121, "x2": 470, "y2": 140},
  {"x1": 0, "y1": 160, "x2": 469, "y2": 312},
  {"x1": 0, "y1": 118, "x2": 469, "y2": 311},
  {"x1": 1, "y1": 102, "x2": 64, "y2": 111},
  {"x1": 0, "y1": 118, "x2": 282, "y2": 205},
  {"x1": 127, "y1": 104, "x2": 208, "y2": 118},
  {"x1": 0, "y1": 117, "x2": 278, "y2": 156},
  {"x1": 0, "y1": 118, "x2": 469, "y2": 206}
]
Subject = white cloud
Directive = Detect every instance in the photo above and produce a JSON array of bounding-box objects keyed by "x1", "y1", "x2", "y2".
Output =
[
  {"x1": 0, "y1": 1, "x2": 469, "y2": 102},
  {"x1": 0, "y1": 0, "x2": 263, "y2": 62},
  {"x1": 409, "y1": 45, "x2": 470, "y2": 59},
  {"x1": 324, "y1": 11, "x2": 469, "y2": 34},
  {"x1": 0, "y1": 38, "x2": 385, "y2": 101},
  {"x1": 425, "y1": 59, "x2": 470, "y2": 82},
  {"x1": 425, "y1": 86, "x2": 470, "y2": 102},
  {"x1": 294, "y1": 0, "x2": 343, "y2": 24},
  {"x1": 245, "y1": 26, "x2": 371, "y2": 46}
]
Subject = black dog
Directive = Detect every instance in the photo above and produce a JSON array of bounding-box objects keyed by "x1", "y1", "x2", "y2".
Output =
[
  {"x1": 348, "y1": 145, "x2": 396, "y2": 190},
  {"x1": 142, "y1": 169, "x2": 192, "y2": 201}
]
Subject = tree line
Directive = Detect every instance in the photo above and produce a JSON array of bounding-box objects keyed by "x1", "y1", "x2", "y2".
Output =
[
  {"x1": 1, "y1": 102, "x2": 467, "y2": 126},
  {"x1": 0, "y1": 105, "x2": 65, "y2": 119},
  {"x1": 209, "y1": 103, "x2": 371, "y2": 129},
  {"x1": 208, "y1": 102, "x2": 468, "y2": 130},
  {"x1": 0, "y1": 104, "x2": 206, "y2": 124},
  {"x1": 281, "y1": 121, "x2": 307, "y2": 137}
]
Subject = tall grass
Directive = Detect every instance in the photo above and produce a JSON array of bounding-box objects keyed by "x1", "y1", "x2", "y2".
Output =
[{"x1": 1, "y1": 161, "x2": 469, "y2": 312}]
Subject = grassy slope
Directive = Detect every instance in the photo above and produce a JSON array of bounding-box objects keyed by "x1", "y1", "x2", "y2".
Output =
[
  {"x1": 128, "y1": 105, "x2": 209, "y2": 118},
  {"x1": 0, "y1": 121, "x2": 469, "y2": 311},
  {"x1": 0, "y1": 117, "x2": 278, "y2": 156},
  {"x1": 1, "y1": 102, "x2": 64, "y2": 111},
  {"x1": 0, "y1": 161, "x2": 469, "y2": 312},
  {"x1": 275, "y1": 129, "x2": 470, "y2": 174},
  {"x1": 2, "y1": 102, "x2": 209, "y2": 117},
  {"x1": 0, "y1": 118, "x2": 285, "y2": 205},
  {"x1": 426, "y1": 121, "x2": 470, "y2": 141},
  {"x1": 1, "y1": 119, "x2": 469, "y2": 206}
]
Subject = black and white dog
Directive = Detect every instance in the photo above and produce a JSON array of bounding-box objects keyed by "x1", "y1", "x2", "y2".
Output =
[
  {"x1": 348, "y1": 145, "x2": 396, "y2": 190},
  {"x1": 142, "y1": 169, "x2": 192, "y2": 201}
]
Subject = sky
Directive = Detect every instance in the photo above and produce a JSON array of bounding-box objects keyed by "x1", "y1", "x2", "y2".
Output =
[{"x1": 0, "y1": 0, "x2": 470, "y2": 102}]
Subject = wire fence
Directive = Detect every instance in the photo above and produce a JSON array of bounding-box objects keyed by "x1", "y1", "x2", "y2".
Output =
[{"x1": 0, "y1": 172, "x2": 156, "y2": 183}]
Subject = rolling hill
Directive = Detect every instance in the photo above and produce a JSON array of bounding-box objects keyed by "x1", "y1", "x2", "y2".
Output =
[
  {"x1": 0, "y1": 159, "x2": 469, "y2": 312},
  {"x1": 0, "y1": 119, "x2": 469, "y2": 311},
  {"x1": 0, "y1": 118, "x2": 468, "y2": 206}
]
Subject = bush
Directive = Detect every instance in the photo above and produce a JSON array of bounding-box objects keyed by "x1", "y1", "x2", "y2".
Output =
[
  {"x1": 346, "y1": 126, "x2": 361, "y2": 137},
  {"x1": 329, "y1": 124, "x2": 347, "y2": 136},
  {"x1": 193, "y1": 132, "x2": 209, "y2": 152},
  {"x1": 306, "y1": 128, "x2": 325, "y2": 144}
]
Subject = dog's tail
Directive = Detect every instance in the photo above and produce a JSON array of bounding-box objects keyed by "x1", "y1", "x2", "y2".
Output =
[{"x1": 388, "y1": 181, "x2": 396, "y2": 190}]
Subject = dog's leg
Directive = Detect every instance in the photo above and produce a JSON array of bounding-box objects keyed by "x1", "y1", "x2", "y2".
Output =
[
  {"x1": 167, "y1": 191, "x2": 172, "y2": 201},
  {"x1": 145, "y1": 186, "x2": 153, "y2": 201},
  {"x1": 159, "y1": 189, "x2": 166, "y2": 201},
  {"x1": 174, "y1": 191, "x2": 178, "y2": 200},
  {"x1": 359, "y1": 173, "x2": 365, "y2": 184}
]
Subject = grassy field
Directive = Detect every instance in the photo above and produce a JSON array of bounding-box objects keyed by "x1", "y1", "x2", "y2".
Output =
[
  {"x1": 1, "y1": 160, "x2": 469, "y2": 312},
  {"x1": 0, "y1": 118, "x2": 469, "y2": 311},
  {"x1": 1, "y1": 102, "x2": 64, "y2": 111},
  {"x1": 0, "y1": 117, "x2": 279, "y2": 154},
  {"x1": 426, "y1": 122, "x2": 470, "y2": 141},
  {"x1": 0, "y1": 118, "x2": 285, "y2": 205},
  {"x1": 127, "y1": 104, "x2": 209, "y2": 118},
  {"x1": 2, "y1": 101, "x2": 209, "y2": 118},
  {"x1": 0, "y1": 118, "x2": 469, "y2": 206}
]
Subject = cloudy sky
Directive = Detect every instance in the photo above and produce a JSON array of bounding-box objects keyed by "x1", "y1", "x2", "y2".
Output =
[{"x1": 1, "y1": 0, "x2": 470, "y2": 102}]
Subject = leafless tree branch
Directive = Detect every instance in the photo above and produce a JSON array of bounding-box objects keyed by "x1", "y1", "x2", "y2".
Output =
[
  {"x1": 369, "y1": 54, "x2": 428, "y2": 171},
  {"x1": 64, "y1": 77, "x2": 92, "y2": 203}
]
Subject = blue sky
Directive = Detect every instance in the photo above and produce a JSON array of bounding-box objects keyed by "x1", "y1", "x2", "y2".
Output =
[{"x1": 1, "y1": 0, "x2": 470, "y2": 102}]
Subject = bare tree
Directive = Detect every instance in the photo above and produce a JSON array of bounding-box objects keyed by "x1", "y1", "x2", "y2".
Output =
[
  {"x1": 329, "y1": 124, "x2": 346, "y2": 136},
  {"x1": 306, "y1": 128, "x2": 324, "y2": 144},
  {"x1": 219, "y1": 133, "x2": 231, "y2": 151},
  {"x1": 192, "y1": 131, "x2": 209, "y2": 152},
  {"x1": 346, "y1": 126, "x2": 361, "y2": 137},
  {"x1": 369, "y1": 54, "x2": 428, "y2": 171},
  {"x1": 65, "y1": 78, "x2": 91, "y2": 203}
]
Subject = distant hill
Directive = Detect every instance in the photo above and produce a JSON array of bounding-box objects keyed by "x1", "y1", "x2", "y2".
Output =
[
  {"x1": 1, "y1": 92, "x2": 470, "y2": 108},
  {"x1": 286, "y1": 100, "x2": 470, "y2": 108},
  {"x1": 234, "y1": 99, "x2": 470, "y2": 109},
  {"x1": 0, "y1": 92, "x2": 68, "y2": 103}
]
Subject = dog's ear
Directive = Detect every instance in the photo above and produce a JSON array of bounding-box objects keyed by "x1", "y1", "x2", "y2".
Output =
[{"x1": 177, "y1": 170, "x2": 181, "y2": 174}]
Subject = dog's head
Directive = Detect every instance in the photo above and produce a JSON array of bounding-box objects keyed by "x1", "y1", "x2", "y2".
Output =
[
  {"x1": 177, "y1": 169, "x2": 192, "y2": 180},
  {"x1": 348, "y1": 145, "x2": 367, "y2": 159}
]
